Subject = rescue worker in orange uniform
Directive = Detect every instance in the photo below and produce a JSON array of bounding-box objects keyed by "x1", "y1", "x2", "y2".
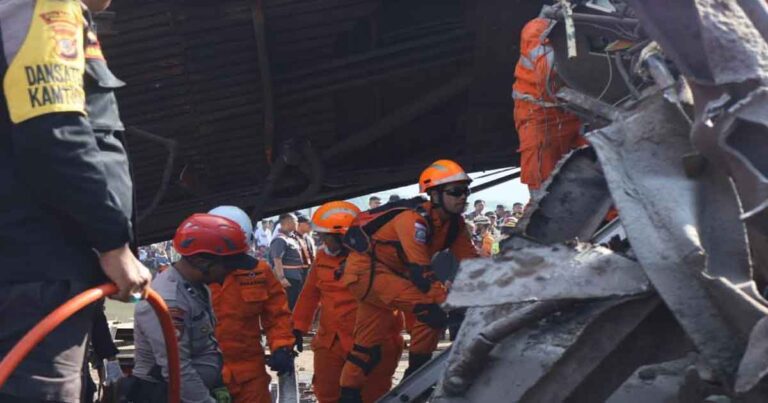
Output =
[
  {"x1": 207, "y1": 206, "x2": 296, "y2": 403},
  {"x1": 512, "y1": 16, "x2": 586, "y2": 197},
  {"x1": 293, "y1": 201, "x2": 405, "y2": 403},
  {"x1": 339, "y1": 160, "x2": 478, "y2": 402},
  {"x1": 473, "y1": 216, "x2": 495, "y2": 258}
]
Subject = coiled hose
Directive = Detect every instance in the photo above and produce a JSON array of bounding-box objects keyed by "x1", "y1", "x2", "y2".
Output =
[{"x1": 0, "y1": 283, "x2": 181, "y2": 403}]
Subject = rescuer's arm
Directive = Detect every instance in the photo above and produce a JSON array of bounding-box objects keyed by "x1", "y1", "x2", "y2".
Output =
[
  {"x1": 135, "y1": 301, "x2": 216, "y2": 403},
  {"x1": 13, "y1": 114, "x2": 132, "y2": 253},
  {"x1": 269, "y1": 238, "x2": 292, "y2": 288},
  {"x1": 292, "y1": 265, "x2": 321, "y2": 333},
  {"x1": 12, "y1": 115, "x2": 151, "y2": 300},
  {"x1": 261, "y1": 268, "x2": 295, "y2": 352}
]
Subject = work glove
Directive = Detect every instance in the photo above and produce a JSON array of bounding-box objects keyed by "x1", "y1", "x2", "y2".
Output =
[
  {"x1": 211, "y1": 386, "x2": 232, "y2": 403},
  {"x1": 104, "y1": 359, "x2": 124, "y2": 386},
  {"x1": 407, "y1": 264, "x2": 433, "y2": 293},
  {"x1": 339, "y1": 387, "x2": 363, "y2": 403},
  {"x1": 267, "y1": 347, "x2": 295, "y2": 376},
  {"x1": 413, "y1": 303, "x2": 448, "y2": 329},
  {"x1": 293, "y1": 329, "x2": 304, "y2": 353}
]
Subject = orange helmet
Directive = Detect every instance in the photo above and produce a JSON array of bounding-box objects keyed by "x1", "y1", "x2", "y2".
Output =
[
  {"x1": 419, "y1": 159, "x2": 472, "y2": 193},
  {"x1": 312, "y1": 201, "x2": 361, "y2": 234}
]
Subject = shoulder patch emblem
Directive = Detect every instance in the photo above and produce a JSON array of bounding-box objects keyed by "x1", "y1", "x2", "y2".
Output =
[
  {"x1": 414, "y1": 222, "x2": 428, "y2": 244},
  {"x1": 168, "y1": 307, "x2": 186, "y2": 339}
]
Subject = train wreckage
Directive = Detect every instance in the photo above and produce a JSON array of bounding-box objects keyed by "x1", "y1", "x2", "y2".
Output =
[
  {"x1": 87, "y1": 0, "x2": 768, "y2": 401},
  {"x1": 380, "y1": 0, "x2": 768, "y2": 402}
]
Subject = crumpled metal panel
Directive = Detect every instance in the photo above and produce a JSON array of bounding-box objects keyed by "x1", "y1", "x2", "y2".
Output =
[
  {"x1": 433, "y1": 300, "x2": 623, "y2": 402},
  {"x1": 444, "y1": 241, "x2": 650, "y2": 309},
  {"x1": 720, "y1": 89, "x2": 768, "y2": 236},
  {"x1": 737, "y1": 316, "x2": 768, "y2": 393},
  {"x1": 606, "y1": 356, "x2": 697, "y2": 403},
  {"x1": 587, "y1": 93, "x2": 746, "y2": 383},
  {"x1": 433, "y1": 297, "x2": 660, "y2": 402},
  {"x1": 522, "y1": 147, "x2": 614, "y2": 244},
  {"x1": 693, "y1": 0, "x2": 768, "y2": 85}
]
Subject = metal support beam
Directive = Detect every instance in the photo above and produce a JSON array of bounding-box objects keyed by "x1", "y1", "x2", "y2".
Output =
[{"x1": 250, "y1": 0, "x2": 276, "y2": 164}]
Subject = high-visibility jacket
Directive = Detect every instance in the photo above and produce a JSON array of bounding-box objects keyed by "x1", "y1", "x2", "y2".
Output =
[
  {"x1": 344, "y1": 201, "x2": 477, "y2": 279},
  {"x1": 293, "y1": 247, "x2": 402, "y2": 352},
  {"x1": 293, "y1": 248, "x2": 357, "y2": 351},
  {"x1": 512, "y1": 17, "x2": 585, "y2": 189},
  {"x1": 210, "y1": 261, "x2": 294, "y2": 383}
]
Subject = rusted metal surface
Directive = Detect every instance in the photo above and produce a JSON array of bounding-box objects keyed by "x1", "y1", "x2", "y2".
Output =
[{"x1": 100, "y1": 0, "x2": 522, "y2": 243}]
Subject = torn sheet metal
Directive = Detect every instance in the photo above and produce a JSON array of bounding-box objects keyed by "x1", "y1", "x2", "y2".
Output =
[
  {"x1": 523, "y1": 147, "x2": 614, "y2": 244},
  {"x1": 518, "y1": 297, "x2": 661, "y2": 402},
  {"x1": 606, "y1": 355, "x2": 698, "y2": 403},
  {"x1": 736, "y1": 316, "x2": 768, "y2": 393},
  {"x1": 434, "y1": 300, "x2": 620, "y2": 402},
  {"x1": 434, "y1": 297, "x2": 659, "y2": 402},
  {"x1": 587, "y1": 93, "x2": 745, "y2": 383},
  {"x1": 445, "y1": 241, "x2": 650, "y2": 309}
]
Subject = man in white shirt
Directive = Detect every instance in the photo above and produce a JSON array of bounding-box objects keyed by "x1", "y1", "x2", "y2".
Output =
[{"x1": 254, "y1": 220, "x2": 273, "y2": 248}]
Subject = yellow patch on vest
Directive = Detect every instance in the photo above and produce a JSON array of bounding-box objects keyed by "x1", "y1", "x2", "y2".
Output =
[{"x1": 3, "y1": 0, "x2": 86, "y2": 123}]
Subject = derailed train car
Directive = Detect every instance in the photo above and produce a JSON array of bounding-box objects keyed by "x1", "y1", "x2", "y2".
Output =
[
  {"x1": 380, "y1": 1, "x2": 768, "y2": 402},
  {"x1": 99, "y1": 0, "x2": 768, "y2": 401}
]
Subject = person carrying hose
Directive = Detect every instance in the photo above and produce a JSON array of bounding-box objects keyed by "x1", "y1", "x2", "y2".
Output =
[
  {"x1": 0, "y1": 0, "x2": 152, "y2": 401},
  {"x1": 130, "y1": 214, "x2": 257, "y2": 403},
  {"x1": 293, "y1": 201, "x2": 404, "y2": 403},
  {"x1": 206, "y1": 206, "x2": 296, "y2": 403}
]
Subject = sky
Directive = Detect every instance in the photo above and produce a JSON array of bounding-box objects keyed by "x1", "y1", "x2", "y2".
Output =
[{"x1": 295, "y1": 167, "x2": 530, "y2": 217}]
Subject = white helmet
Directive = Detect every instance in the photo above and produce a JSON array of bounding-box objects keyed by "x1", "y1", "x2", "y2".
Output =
[{"x1": 208, "y1": 205, "x2": 255, "y2": 247}]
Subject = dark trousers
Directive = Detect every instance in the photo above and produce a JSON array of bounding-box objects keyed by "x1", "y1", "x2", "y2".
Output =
[
  {"x1": 285, "y1": 269, "x2": 307, "y2": 311},
  {"x1": 0, "y1": 281, "x2": 96, "y2": 403}
]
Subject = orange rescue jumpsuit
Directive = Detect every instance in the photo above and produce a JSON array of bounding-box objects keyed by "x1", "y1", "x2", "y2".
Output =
[
  {"x1": 512, "y1": 17, "x2": 586, "y2": 190},
  {"x1": 294, "y1": 248, "x2": 404, "y2": 403},
  {"x1": 210, "y1": 261, "x2": 294, "y2": 403},
  {"x1": 339, "y1": 202, "x2": 477, "y2": 389}
]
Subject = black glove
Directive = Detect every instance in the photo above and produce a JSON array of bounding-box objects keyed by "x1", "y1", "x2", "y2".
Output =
[
  {"x1": 339, "y1": 387, "x2": 363, "y2": 403},
  {"x1": 267, "y1": 347, "x2": 295, "y2": 375},
  {"x1": 408, "y1": 264, "x2": 433, "y2": 293},
  {"x1": 292, "y1": 329, "x2": 304, "y2": 353},
  {"x1": 413, "y1": 303, "x2": 448, "y2": 329}
]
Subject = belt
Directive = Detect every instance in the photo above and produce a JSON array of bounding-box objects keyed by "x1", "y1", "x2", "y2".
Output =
[{"x1": 283, "y1": 265, "x2": 309, "y2": 270}]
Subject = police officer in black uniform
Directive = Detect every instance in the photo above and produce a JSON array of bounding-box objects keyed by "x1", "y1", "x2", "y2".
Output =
[{"x1": 0, "y1": 1, "x2": 151, "y2": 401}]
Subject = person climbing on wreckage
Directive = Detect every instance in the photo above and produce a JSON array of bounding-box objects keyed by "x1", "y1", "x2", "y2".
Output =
[
  {"x1": 292, "y1": 201, "x2": 405, "y2": 403},
  {"x1": 338, "y1": 160, "x2": 479, "y2": 403}
]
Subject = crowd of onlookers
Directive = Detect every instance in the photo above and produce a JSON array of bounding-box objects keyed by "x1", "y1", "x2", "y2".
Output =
[
  {"x1": 138, "y1": 196, "x2": 524, "y2": 280},
  {"x1": 464, "y1": 199, "x2": 524, "y2": 257}
]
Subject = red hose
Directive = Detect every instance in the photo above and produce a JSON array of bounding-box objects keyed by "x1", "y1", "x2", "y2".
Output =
[{"x1": 0, "y1": 283, "x2": 181, "y2": 403}]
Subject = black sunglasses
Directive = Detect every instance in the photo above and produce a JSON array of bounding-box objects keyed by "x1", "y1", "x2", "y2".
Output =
[{"x1": 443, "y1": 187, "x2": 471, "y2": 197}]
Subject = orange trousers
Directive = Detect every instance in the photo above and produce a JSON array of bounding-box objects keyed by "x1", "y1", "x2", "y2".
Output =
[
  {"x1": 340, "y1": 270, "x2": 445, "y2": 389},
  {"x1": 224, "y1": 365, "x2": 272, "y2": 403},
  {"x1": 314, "y1": 336, "x2": 403, "y2": 403},
  {"x1": 517, "y1": 114, "x2": 585, "y2": 190}
]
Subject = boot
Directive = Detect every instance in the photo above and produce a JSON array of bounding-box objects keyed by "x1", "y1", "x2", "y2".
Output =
[
  {"x1": 340, "y1": 387, "x2": 363, "y2": 403},
  {"x1": 403, "y1": 353, "x2": 432, "y2": 379}
]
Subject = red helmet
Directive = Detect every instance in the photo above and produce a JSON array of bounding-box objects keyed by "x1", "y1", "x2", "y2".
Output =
[{"x1": 173, "y1": 214, "x2": 250, "y2": 257}]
